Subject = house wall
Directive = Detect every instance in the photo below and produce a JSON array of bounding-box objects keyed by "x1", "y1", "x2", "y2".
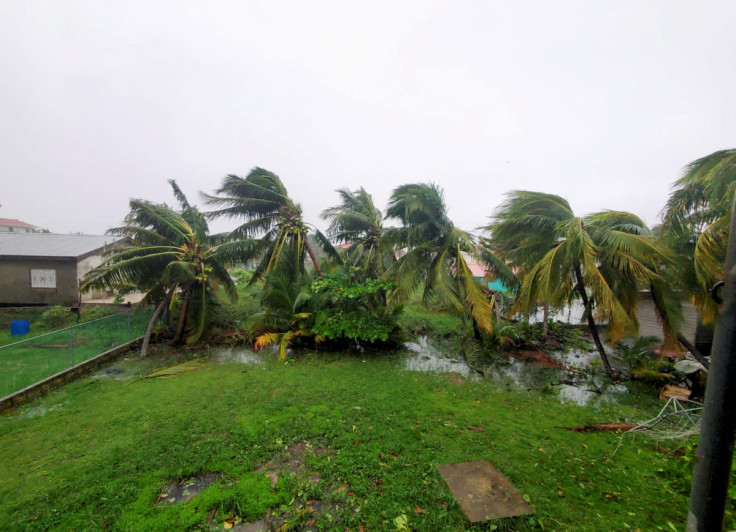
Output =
[
  {"x1": 0, "y1": 258, "x2": 78, "y2": 305},
  {"x1": 635, "y1": 292, "x2": 698, "y2": 344},
  {"x1": 0, "y1": 225, "x2": 35, "y2": 233},
  {"x1": 77, "y1": 254, "x2": 108, "y2": 300}
]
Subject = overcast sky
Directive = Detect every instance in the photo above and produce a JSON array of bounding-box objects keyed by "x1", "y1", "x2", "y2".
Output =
[{"x1": 1, "y1": 0, "x2": 734, "y2": 236}]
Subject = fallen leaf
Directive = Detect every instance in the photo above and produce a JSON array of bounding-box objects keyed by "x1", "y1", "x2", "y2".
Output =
[
  {"x1": 414, "y1": 507, "x2": 426, "y2": 514},
  {"x1": 337, "y1": 485, "x2": 346, "y2": 492},
  {"x1": 360, "y1": 526, "x2": 366, "y2": 532},
  {"x1": 467, "y1": 425, "x2": 484, "y2": 432},
  {"x1": 223, "y1": 518, "x2": 234, "y2": 530},
  {"x1": 440, "y1": 503, "x2": 448, "y2": 510}
]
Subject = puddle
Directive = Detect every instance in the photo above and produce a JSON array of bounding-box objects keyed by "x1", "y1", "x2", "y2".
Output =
[
  {"x1": 91, "y1": 366, "x2": 132, "y2": 381},
  {"x1": 403, "y1": 336, "x2": 473, "y2": 377},
  {"x1": 209, "y1": 347, "x2": 266, "y2": 366},
  {"x1": 404, "y1": 336, "x2": 629, "y2": 407},
  {"x1": 20, "y1": 403, "x2": 62, "y2": 419},
  {"x1": 158, "y1": 472, "x2": 221, "y2": 505},
  {"x1": 557, "y1": 382, "x2": 628, "y2": 406}
]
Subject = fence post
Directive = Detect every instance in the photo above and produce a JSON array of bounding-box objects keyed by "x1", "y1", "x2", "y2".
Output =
[
  {"x1": 69, "y1": 330, "x2": 75, "y2": 367},
  {"x1": 687, "y1": 193, "x2": 736, "y2": 531}
]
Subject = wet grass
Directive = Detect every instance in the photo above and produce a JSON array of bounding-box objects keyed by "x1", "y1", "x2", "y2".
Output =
[
  {"x1": 0, "y1": 311, "x2": 151, "y2": 397},
  {"x1": 0, "y1": 346, "x2": 703, "y2": 531}
]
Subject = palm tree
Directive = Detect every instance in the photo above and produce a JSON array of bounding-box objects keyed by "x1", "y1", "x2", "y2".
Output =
[
  {"x1": 661, "y1": 149, "x2": 736, "y2": 321},
  {"x1": 496, "y1": 191, "x2": 668, "y2": 377},
  {"x1": 385, "y1": 183, "x2": 493, "y2": 336},
  {"x1": 321, "y1": 187, "x2": 393, "y2": 278},
  {"x1": 203, "y1": 168, "x2": 337, "y2": 285},
  {"x1": 252, "y1": 271, "x2": 313, "y2": 361},
  {"x1": 81, "y1": 182, "x2": 243, "y2": 356}
]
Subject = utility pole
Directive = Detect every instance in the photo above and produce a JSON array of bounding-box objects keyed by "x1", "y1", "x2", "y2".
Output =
[{"x1": 687, "y1": 193, "x2": 736, "y2": 531}]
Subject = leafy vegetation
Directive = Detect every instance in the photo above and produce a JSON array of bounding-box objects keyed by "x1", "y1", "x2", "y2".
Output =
[
  {"x1": 81, "y1": 181, "x2": 246, "y2": 356},
  {"x1": 311, "y1": 268, "x2": 400, "y2": 345}
]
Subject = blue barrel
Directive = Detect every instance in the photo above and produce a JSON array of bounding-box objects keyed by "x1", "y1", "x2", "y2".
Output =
[{"x1": 10, "y1": 320, "x2": 30, "y2": 337}]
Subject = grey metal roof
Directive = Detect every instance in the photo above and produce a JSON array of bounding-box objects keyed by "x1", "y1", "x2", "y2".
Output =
[{"x1": 0, "y1": 233, "x2": 124, "y2": 258}]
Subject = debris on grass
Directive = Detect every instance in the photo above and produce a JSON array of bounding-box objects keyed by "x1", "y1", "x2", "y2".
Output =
[
  {"x1": 157, "y1": 472, "x2": 221, "y2": 505},
  {"x1": 563, "y1": 423, "x2": 637, "y2": 433},
  {"x1": 142, "y1": 360, "x2": 205, "y2": 379}
]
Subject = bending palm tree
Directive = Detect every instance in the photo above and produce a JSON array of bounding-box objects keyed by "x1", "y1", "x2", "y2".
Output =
[
  {"x1": 82, "y1": 182, "x2": 242, "y2": 356},
  {"x1": 203, "y1": 168, "x2": 337, "y2": 285},
  {"x1": 499, "y1": 192, "x2": 667, "y2": 377},
  {"x1": 662, "y1": 148, "x2": 736, "y2": 321},
  {"x1": 385, "y1": 183, "x2": 493, "y2": 336},
  {"x1": 321, "y1": 187, "x2": 393, "y2": 278}
]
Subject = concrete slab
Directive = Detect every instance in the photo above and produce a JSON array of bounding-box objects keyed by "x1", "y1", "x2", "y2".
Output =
[{"x1": 437, "y1": 461, "x2": 533, "y2": 522}]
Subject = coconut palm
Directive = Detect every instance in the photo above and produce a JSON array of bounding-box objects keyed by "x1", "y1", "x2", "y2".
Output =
[
  {"x1": 661, "y1": 149, "x2": 736, "y2": 321},
  {"x1": 385, "y1": 183, "x2": 493, "y2": 336},
  {"x1": 81, "y1": 182, "x2": 243, "y2": 356},
  {"x1": 252, "y1": 271, "x2": 313, "y2": 361},
  {"x1": 497, "y1": 191, "x2": 668, "y2": 377},
  {"x1": 203, "y1": 168, "x2": 337, "y2": 285},
  {"x1": 321, "y1": 187, "x2": 393, "y2": 278}
]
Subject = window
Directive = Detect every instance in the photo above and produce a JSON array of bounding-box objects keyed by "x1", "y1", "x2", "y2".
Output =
[{"x1": 30, "y1": 269, "x2": 56, "y2": 288}]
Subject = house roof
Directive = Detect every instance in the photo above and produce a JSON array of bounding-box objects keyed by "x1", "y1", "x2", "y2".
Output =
[
  {"x1": 466, "y1": 262, "x2": 488, "y2": 278},
  {"x1": 0, "y1": 233, "x2": 124, "y2": 259},
  {"x1": 0, "y1": 218, "x2": 37, "y2": 229}
]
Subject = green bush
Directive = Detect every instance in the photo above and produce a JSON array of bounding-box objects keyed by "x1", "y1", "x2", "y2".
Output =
[
  {"x1": 398, "y1": 303, "x2": 465, "y2": 337},
  {"x1": 37, "y1": 306, "x2": 74, "y2": 329},
  {"x1": 310, "y1": 267, "x2": 400, "y2": 345}
]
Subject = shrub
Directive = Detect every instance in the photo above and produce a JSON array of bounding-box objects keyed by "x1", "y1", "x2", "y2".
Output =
[{"x1": 37, "y1": 306, "x2": 74, "y2": 329}]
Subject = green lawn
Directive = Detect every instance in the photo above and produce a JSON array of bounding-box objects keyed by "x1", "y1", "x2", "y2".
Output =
[
  {"x1": 0, "y1": 311, "x2": 152, "y2": 397},
  {"x1": 0, "y1": 346, "x2": 703, "y2": 531}
]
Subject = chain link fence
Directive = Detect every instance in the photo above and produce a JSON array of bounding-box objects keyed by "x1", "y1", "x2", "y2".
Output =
[{"x1": 0, "y1": 309, "x2": 152, "y2": 397}]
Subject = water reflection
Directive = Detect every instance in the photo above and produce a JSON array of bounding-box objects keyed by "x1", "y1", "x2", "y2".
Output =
[
  {"x1": 209, "y1": 346, "x2": 266, "y2": 365},
  {"x1": 403, "y1": 336, "x2": 473, "y2": 377},
  {"x1": 402, "y1": 336, "x2": 628, "y2": 407}
]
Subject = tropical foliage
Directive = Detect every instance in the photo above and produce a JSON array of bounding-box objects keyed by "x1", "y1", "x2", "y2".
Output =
[
  {"x1": 385, "y1": 183, "x2": 494, "y2": 337},
  {"x1": 661, "y1": 149, "x2": 736, "y2": 320},
  {"x1": 76, "y1": 148, "x2": 733, "y2": 375},
  {"x1": 321, "y1": 188, "x2": 394, "y2": 277},
  {"x1": 203, "y1": 168, "x2": 337, "y2": 285},
  {"x1": 485, "y1": 191, "x2": 669, "y2": 376},
  {"x1": 251, "y1": 271, "x2": 313, "y2": 361},
  {"x1": 311, "y1": 267, "x2": 399, "y2": 344},
  {"x1": 81, "y1": 181, "x2": 242, "y2": 356}
]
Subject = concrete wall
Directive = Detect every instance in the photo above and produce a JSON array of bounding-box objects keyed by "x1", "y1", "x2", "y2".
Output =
[
  {"x1": 0, "y1": 337, "x2": 142, "y2": 413},
  {"x1": 77, "y1": 253, "x2": 108, "y2": 300},
  {"x1": 635, "y1": 292, "x2": 698, "y2": 344},
  {"x1": 0, "y1": 257, "x2": 79, "y2": 305}
]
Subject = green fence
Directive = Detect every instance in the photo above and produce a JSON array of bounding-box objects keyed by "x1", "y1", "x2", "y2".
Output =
[{"x1": 0, "y1": 310, "x2": 152, "y2": 397}]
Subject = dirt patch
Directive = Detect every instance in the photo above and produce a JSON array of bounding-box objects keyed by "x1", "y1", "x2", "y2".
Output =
[
  {"x1": 563, "y1": 423, "x2": 636, "y2": 433},
  {"x1": 256, "y1": 441, "x2": 326, "y2": 488},
  {"x1": 30, "y1": 338, "x2": 87, "y2": 349},
  {"x1": 509, "y1": 349, "x2": 580, "y2": 372},
  {"x1": 157, "y1": 472, "x2": 221, "y2": 505},
  {"x1": 445, "y1": 372, "x2": 466, "y2": 385}
]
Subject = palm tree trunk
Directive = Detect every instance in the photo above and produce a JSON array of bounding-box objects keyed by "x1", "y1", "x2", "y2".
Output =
[
  {"x1": 542, "y1": 303, "x2": 550, "y2": 336},
  {"x1": 574, "y1": 264, "x2": 615, "y2": 377},
  {"x1": 305, "y1": 240, "x2": 323, "y2": 277},
  {"x1": 677, "y1": 333, "x2": 711, "y2": 370},
  {"x1": 170, "y1": 289, "x2": 190, "y2": 345},
  {"x1": 140, "y1": 289, "x2": 173, "y2": 358},
  {"x1": 647, "y1": 284, "x2": 710, "y2": 369}
]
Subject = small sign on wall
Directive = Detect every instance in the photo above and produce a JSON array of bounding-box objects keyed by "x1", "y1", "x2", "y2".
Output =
[{"x1": 30, "y1": 269, "x2": 56, "y2": 288}]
